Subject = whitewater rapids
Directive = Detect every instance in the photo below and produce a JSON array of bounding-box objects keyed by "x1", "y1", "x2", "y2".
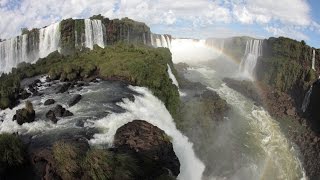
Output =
[{"x1": 90, "y1": 86, "x2": 205, "y2": 180}]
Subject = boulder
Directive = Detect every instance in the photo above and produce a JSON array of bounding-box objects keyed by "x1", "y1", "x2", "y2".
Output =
[
  {"x1": 20, "y1": 90, "x2": 31, "y2": 100},
  {"x1": 13, "y1": 101, "x2": 35, "y2": 125},
  {"x1": 55, "y1": 83, "x2": 71, "y2": 94},
  {"x1": 44, "y1": 99, "x2": 55, "y2": 106},
  {"x1": 67, "y1": 94, "x2": 82, "y2": 107},
  {"x1": 45, "y1": 110, "x2": 58, "y2": 123},
  {"x1": 114, "y1": 120, "x2": 180, "y2": 179},
  {"x1": 51, "y1": 105, "x2": 73, "y2": 118}
]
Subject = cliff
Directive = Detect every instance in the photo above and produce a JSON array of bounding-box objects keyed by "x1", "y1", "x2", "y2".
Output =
[{"x1": 256, "y1": 37, "x2": 319, "y2": 111}]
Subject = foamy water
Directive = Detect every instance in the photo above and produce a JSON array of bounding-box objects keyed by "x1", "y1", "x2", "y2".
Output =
[{"x1": 90, "y1": 86, "x2": 205, "y2": 180}]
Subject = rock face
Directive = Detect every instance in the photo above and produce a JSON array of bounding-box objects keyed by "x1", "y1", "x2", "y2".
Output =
[
  {"x1": 55, "y1": 83, "x2": 71, "y2": 94},
  {"x1": 68, "y1": 94, "x2": 82, "y2": 107},
  {"x1": 44, "y1": 99, "x2": 55, "y2": 106},
  {"x1": 305, "y1": 80, "x2": 320, "y2": 132},
  {"x1": 46, "y1": 105, "x2": 73, "y2": 123},
  {"x1": 114, "y1": 120, "x2": 180, "y2": 179},
  {"x1": 13, "y1": 101, "x2": 35, "y2": 125}
]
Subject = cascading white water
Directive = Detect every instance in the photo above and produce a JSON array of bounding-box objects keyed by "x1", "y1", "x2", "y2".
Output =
[
  {"x1": 90, "y1": 86, "x2": 205, "y2": 180},
  {"x1": 167, "y1": 64, "x2": 179, "y2": 87},
  {"x1": 171, "y1": 38, "x2": 221, "y2": 65},
  {"x1": 0, "y1": 34, "x2": 29, "y2": 73},
  {"x1": 183, "y1": 66, "x2": 306, "y2": 179},
  {"x1": 302, "y1": 86, "x2": 313, "y2": 112},
  {"x1": 239, "y1": 39, "x2": 263, "y2": 79},
  {"x1": 84, "y1": 19, "x2": 106, "y2": 49},
  {"x1": 150, "y1": 34, "x2": 171, "y2": 48},
  {"x1": 205, "y1": 38, "x2": 225, "y2": 57},
  {"x1": 312, "y1": 49, "x2": 316, "y2": 71},
  {"x1": 39, "y1": 22, "x2": 61, "y2": 58},
  {"x1": 167, "y1": 63, "x2": 186, "y2": 96}
]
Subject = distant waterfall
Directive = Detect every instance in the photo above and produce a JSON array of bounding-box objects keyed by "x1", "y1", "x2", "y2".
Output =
[
  {"x1": 84, "y1": 19, "x2": 106, "y2": 49},
  {"x1": 205, "y1": 38, "x2": 225, "y2": 56},
  {"x1": 239, "y1": 39, "x2": 263, "y2": 79},
  {"x1": 39, "y1": 22, "x2": 61, "y2": 58},
  {"x1": 312, "y1": 49, "x2": 316, "y2": 71},
  {"x1": 302, "y1": 86, "x2": 313, "y2": 112},
  {"x1": 150, "y1": 34, "x2": 171, "y2": 48}
]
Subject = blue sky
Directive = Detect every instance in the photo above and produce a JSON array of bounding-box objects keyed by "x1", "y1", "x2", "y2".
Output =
[{"x1": 0, "y1": 0, "x2": 319, "y2": 48}]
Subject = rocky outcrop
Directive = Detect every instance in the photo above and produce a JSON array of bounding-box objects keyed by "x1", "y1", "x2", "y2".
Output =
[
  {"x1": 55, "y1": 83, "x2": 71, "y2": 94},
  {"x1": 68, "y1": 94, "x2": 82, "y2": 107},
  {"x1": 305, "y1": 80, "x2": 320, "y2": 132},
  {"x1": 44, "y1": 99, "x2": 55, "y2": 106},
  {"x1": 46, "y1": 105, "x2": 73, "y2": 123},
  {"x1": 223, "y1": 78, "x2": 262, "y2": 105},
  {"x1": 13, "y1": 101, "x2": 35, "y2": 125},
  {"x1": 114, "y1": 120, "x2": 180, "y2": 179}
]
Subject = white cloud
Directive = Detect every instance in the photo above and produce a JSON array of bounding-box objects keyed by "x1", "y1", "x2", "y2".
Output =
[
  {"x1": 265, "y1": 26, "x2": 309, "y2": 40},
  {"x1": 232, "y1": 0, "x2": 311, "y2": 26},
  {"x1": 0, "y1": 0, "x2": 317, "y2": 44},
  {"x1": 0, "y1": 0, "x2": 115, "y2": 39}
]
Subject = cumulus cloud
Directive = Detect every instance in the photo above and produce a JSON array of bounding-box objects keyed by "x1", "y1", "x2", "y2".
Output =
[
  {"x1": 0, "y1": 0, "x2": 318, "y2": 44},
  {"x1": 265, "y1": 26, "x2": 309, "y2": 40},
  {"x1": 0, "y1": 0, "x2": 115, "y2": 39},
  {"x1": 232, "y1": 0, "x2": 311, "y2": 26}
]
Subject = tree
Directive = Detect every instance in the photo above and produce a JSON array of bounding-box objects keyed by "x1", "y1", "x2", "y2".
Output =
[
  {"x1": 21, "y1": 28, "x2": 29, "y2": 35},
  {"x1": 301, "y1": 40, "x2": 306, "y2": 46}
]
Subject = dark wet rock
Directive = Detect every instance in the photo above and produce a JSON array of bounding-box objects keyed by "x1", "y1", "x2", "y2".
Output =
[
  {"x1": 55, "y1": 83, "x2": 71, "y2": 94},
  {"x1": 75, "y1": 120, "x2": 85, "y2": 127},
  {"x1": 76, "y1": 81, "x2": 89, "y2": 87},
  {"x1": 223, "y1": 78, "x2": 262, "y2": 105},
  {"x1": 44, "y1": 99, "x2": 55, "y2": 106},
  {"x1": 28, "y1": 86, "x2": 37, "y2": 94},
  {"x1": 13, "y1": 101, "x2": 35, "y2": 125},
  {"x1": 52, "y1": 105, "x2": 73, "y2": 118},
  {"x1": 45, "y1": 110, "x2": 58, "y2": 123},
  {"x1": 114, "y1": 120, "x2": 180, "y2": 179},
  {"x1": 67, "y1": 94, "x2": 82, "y2": 107},
  {"x1": 20, "y1": 90, "x2": 31, "y2": 100},
  {"x1": 63, "y1": 110, "x2": 73, "y2": 117},
  {"x1": 45, "y1": 76, "x2": 51, "y2": 82},
  {"x1": 305, "y1": 80, "x2": 320, "y2": 133}
]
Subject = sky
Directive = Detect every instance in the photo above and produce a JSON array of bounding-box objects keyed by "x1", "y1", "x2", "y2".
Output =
[{"x1": 0, "y1": 0, "x2": 319, "y2": 48}]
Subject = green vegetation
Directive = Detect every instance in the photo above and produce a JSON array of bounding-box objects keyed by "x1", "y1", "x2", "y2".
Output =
[
  {"x1": 0, "y1": 43, "x2": 180, "y2": 118},
  {"x1": 53, "y1": 141, "x2": 83, "y2": 179},
  {"x1": 52, "y1": 141, "x2": 138, "y2": 180},
  {"x1": 60, "y1": 18, "x2": 76, "y2": 55},
  {"x1": 256, "y1": 37, "x2": 317, "y2": 93},
  {"x1": 0, "y1": 134, "x2": 25, "y2": 168},
  {"x1": 0, "y1": 73, "x2": 20, "y2": 109},
  {"x1": 21, "y1": 28, "x2": 29, "y2": 35},
  {"x1": 83, "y1": 149, "x2": 137, "y2": 180}
]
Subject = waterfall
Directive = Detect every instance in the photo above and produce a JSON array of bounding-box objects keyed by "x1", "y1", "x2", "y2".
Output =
[
  {"x1": 239, "y1": 39, "x2": 263, "y2": 79},
  {"x1": 167, "y1": 64, "x2": 179, "y2": 87},
  {"x1": 84, "y1": 19, "x2": 106, "y2": 49},
  {"x1": 90, "y1": 86, "x2": 205, "y2": 180},
  {"x1": 312, "y1": 49, "x2": 316, "y2": 71},
  {"x1": 39, "y1": 22, "x2": 61, "y2": 58},
  {"x1": 150, "y1": 33, "x2": 171, "y2": 48},
  {"x1": 0, "y1": 34, "x2": 29, "y2": 73},
  {"x1": 302, "y1": 86, "x2": 313, "y2": 112}
]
